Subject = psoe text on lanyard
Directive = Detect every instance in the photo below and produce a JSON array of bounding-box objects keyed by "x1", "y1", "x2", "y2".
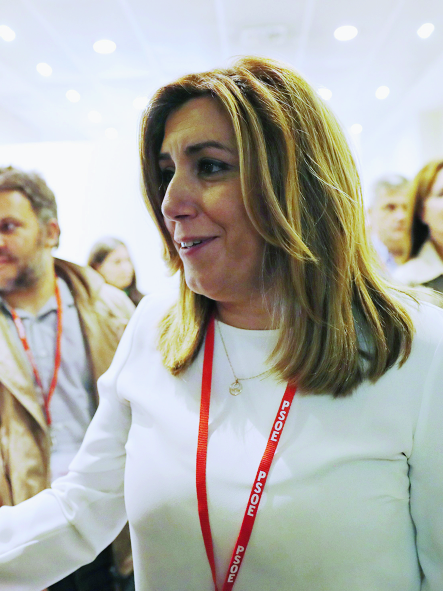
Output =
[{"x1": 196, "y1": 315, "x2": 297, "y2": 591}]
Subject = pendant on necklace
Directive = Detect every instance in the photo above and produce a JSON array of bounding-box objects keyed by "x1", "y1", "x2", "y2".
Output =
[{"x1": 229, "y1": 379, "x2": 243, "y2": 396}]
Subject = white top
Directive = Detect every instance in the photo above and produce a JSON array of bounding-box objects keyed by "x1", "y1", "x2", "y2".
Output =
[
  {"x1": 1, "y1": 293, "x2": 443, "y2": 591},
  {"x1": 394, "y1": 240, "x2": 443, "y2": 286}
]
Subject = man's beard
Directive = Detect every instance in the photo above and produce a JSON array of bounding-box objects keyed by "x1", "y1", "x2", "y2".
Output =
[{"x1": 0, "y1": 248, "x2": 46, "y2": 295}]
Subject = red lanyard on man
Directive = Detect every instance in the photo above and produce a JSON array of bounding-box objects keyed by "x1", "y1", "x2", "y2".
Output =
[
  {"x1": 10, "y1": 279, "x2": 63, "y2": 426},
  {"x1": 196, "y1": 316, "x2": 297, "y2": 591}
]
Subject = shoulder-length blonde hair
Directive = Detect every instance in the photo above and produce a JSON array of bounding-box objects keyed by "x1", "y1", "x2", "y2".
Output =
[
  {"x1": 408, "y1": 159, "x2": 443, "y2": 258},
  {"x1": 140, "y1": 56, "x2": 413, "y2": 396}
]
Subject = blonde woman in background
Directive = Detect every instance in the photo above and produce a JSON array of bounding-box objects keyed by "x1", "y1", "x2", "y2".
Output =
[
  {"x1": 88, "y1": 237, "x2": 144, "y2": 306},
  {"x1": 394, "y1": 160, "x2": 443, "y2": 293},
  {"x1": 0, "y1": 57, "x2": 443, "y2": 591}
]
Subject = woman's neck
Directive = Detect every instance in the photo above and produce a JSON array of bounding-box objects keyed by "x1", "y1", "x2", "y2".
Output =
[
  {"x1": 216, "y1": 298, "x2": 274, "y2": 329},
  {"x1": 432, "y1": 238, "x2": 443, "y2": 262}
]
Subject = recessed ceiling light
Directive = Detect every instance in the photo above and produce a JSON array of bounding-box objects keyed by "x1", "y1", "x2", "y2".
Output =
[
  {"x1": 133, "y1": 96, "x2": 149, "y2": 110},
  {"x1": 417, "y1": 23, "x2": 435, "y2": 39},
  {"x1": 334, "y1": 26, "x2": 358, "y2": 41},
  {"x1": 36, "y1": 62, "x2": 52, "y2": 77},
  {"x1": 317, "y1": 87, "x2": 332, "y2": 101},
  {"x1": 0, "y1": 25, "x2": 16, "y2": 42},
  {"x1": 350, "y1": 123, "x2": 363, "y2": 134},
  {"x1": 93, "y1": 39, "x2": 116, "y2": 54},
  {"x1": 88, "y1": 110, "x2": 102, "y2": 123},
  {"x1": 375, "y1": 86, "x2": 390, "y2": 100},
  {"x1": 105, "y1": 127, "x2": 118, "y2": 140},
  {"x1": 66, "y1": 89, "x2": 81, "y2": 103}
]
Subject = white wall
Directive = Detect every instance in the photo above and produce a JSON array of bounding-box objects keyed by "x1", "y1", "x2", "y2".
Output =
[
  {"x1": 360, "y1": 49, "x2": 443, "y2": 203},
  {"x1": 360, "y1": 107, "x2": 443, "y2": 207},
  {"x1": 0, "y1": 139, "x2": 179, "y2": 295}
]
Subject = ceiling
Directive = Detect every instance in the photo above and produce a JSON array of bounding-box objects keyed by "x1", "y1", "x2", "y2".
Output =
[{"x1": 0, "y1": 0, "x2": 442, "y2": 156}]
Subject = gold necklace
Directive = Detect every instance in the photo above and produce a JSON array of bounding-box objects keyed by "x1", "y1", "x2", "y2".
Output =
[{"x1": 217, "y1": 321, "x2": 269, "y2": 396}]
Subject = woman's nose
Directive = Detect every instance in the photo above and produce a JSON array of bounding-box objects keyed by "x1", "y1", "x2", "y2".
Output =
[{"x1": 161, "y1": 170, "x2": 198, "y2": 222}]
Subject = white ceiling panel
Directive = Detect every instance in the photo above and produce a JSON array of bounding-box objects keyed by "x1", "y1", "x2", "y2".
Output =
[{"x1": 0, "y1": 0, "x2": 441, "y2": 160}]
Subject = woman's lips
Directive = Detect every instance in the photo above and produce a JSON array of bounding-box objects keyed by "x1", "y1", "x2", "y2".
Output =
[
  {"x1": 178, "y1": 237, "x2": 216, "y2": 255},
  {"x1": 0, "y1": 255, "x2": 15, "y2": 265}
]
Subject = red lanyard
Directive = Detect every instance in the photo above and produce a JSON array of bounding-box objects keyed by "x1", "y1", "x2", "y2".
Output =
[
  {"x1": 10, "y1": 280, "x2": 63, "y2": 426},
  {"x1": 196, "y1": 316, "x2": 297, "y2": 591}
]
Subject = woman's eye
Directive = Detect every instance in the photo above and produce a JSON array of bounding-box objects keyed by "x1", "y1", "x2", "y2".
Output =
[
  {"x1": 198, "y1": 159, "x2": 229, "y2": 176},
  {"x1": 0, "y1": 222, "x2": 17, "y2": 233},
  {"x1": 160, "y1": 168, "x2": 174, "y2": 186}
]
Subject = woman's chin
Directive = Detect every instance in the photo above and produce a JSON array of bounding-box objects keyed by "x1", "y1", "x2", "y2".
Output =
[{"x1": 184, "y1": 275, "x2": 225, "y2": 302}]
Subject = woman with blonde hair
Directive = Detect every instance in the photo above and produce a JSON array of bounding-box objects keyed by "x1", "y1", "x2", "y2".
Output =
[
  {"x1": 88, "y1": 237, "x2": 144, "y2": 306},
  {"x1": 0, "y1": 57, "x2": 442, "y2": 591},
  {"x1": 394, "y1": 159, "x2": 443, "y2": 293}
]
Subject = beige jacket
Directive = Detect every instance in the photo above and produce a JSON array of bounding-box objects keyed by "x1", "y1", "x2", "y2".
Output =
[{"x1": 0, "y1": 259, "x2": 135, "y2": 569}]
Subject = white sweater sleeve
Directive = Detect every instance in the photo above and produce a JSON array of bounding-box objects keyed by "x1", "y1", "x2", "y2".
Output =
[
  {"x1": 408, "y1": 334, "x2": 443, "y2": 590},
  {"x1": 0, "y1": 295, "x2": 148, "y2": 590}
]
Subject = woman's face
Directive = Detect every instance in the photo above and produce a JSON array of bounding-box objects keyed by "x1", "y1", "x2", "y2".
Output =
[
  {"x1": 421, "y1": 169, "x2": 443, "y2": 251},
  {"x1": 159, "y1": 96, "x2": 265, "y2": 310},
  {"x1": 96, "y1": 244, "x2": 134, "y2": 290}
]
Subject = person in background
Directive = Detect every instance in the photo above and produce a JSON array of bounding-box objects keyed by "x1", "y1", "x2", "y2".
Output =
[
  {"x1": 0, "y1": 167, "x2": 135, "y2": 591},
  {"x1": 1, "y1": 57, "x2": 443, "y2": 591},
  {"x1": 367, "y1": 174, "x2": 411, "y2": 274},
  {"x1": 394, "y1": 160, "x2": 443, "y2": 293},
  {"x1": 88, "y1": 237, "x2": 144, "y2": 307}
]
